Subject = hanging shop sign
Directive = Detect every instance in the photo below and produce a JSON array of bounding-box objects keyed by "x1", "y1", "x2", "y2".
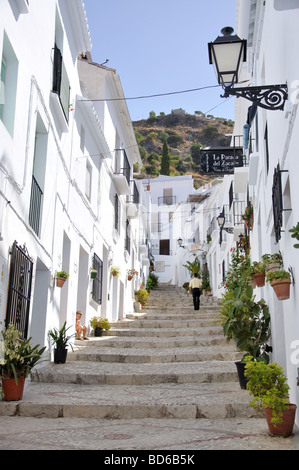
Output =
[{"x1": 200, "y1": 147, "x2": 244, "y2": 174}]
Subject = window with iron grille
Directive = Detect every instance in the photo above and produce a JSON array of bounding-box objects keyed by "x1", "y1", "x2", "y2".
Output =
[
  {"x1": 114, "y1": 194, "x2": 119, "y2": 232},
  {"x1": 92, "y1": 253, "x2": 103, "y2": 304}
]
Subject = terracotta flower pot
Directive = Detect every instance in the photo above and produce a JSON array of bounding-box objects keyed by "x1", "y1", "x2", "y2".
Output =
[
  {"x1": 56, "y1": 277, "x2": 66, "y2": 287},
  {"x1": 2, "y1": 377, "x2": 25, "y2": 401},
  {"x1": 253, "y1": 272, "x2": 266, "y2": 287},
  {"x1": 264, "y1": 404, "x2": 297, "y2": 437},
  {"x1": 270, "y1": 278, "x2": 291, "y2": 300}
]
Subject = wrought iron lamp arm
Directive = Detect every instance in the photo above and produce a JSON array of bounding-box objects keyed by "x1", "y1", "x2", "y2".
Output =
[{"x1": 221, "y1": 84, "x2": 288, "y2": 111}]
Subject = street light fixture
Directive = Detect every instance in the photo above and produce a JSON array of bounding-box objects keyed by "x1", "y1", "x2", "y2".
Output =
[
  {"x1": 208, "y1": 27, "x2": 288, "y2": 111},
  {"x1": 217, "y1": 211, "x2": 234, "y2": 234},
  {"x1": 177, "y1": 237, "x2": 184, "y2": 248}
]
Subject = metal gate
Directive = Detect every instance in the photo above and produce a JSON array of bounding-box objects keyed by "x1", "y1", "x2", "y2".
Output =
[{"x1": 5, "y1": 241, "x2": 33, "y2": 339}]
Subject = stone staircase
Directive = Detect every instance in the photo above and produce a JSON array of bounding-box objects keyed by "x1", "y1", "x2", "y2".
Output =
[{"x1": 0, "y1": 284, "x2": 260, "y2": 420}]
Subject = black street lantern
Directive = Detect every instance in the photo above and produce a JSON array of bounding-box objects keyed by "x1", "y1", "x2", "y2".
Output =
[
  {"x1": 208, "y1": 27, "x2": 288, "y2": 111},
  {"x1": 217, "y1": 211, "x2": 234, "y2": 234},
  {"x1": 208, "y1": 26, "x2": 247, "y2": 87}
]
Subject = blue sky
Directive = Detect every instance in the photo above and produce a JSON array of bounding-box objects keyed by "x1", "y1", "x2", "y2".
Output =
[{"x1": 83, "y1": 0, "x2": 237, "y2": 122}]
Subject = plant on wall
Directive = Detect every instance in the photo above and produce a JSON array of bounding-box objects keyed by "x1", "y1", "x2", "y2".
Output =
[{"x1": 289, "y1": 222, "x2": 299, "y2": 248}]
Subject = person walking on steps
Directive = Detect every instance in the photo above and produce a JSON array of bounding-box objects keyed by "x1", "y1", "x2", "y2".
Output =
[{"x1": 189, "y1": 273, "x2": 202, "y2": 310}]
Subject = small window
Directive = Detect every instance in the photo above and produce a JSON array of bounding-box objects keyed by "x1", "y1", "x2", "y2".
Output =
[
  {"x1": 159, "y1": 239, "x2": 170, "y2": 255},
  {"x1": 0, "y1": 32, "x2": 18, "y2": 136},
  {"x1": 85, "y1": 161, "x2": 92, "y2": 200},
  {"x1": 52, "y1": 45, "x2": 70, "y2": 121},
  {"x1": 80, "y1": 125, "x2": 85, "y2": 152},
  {"x1": 92, "y1": 253, "x2": 103, "y2": 304}
]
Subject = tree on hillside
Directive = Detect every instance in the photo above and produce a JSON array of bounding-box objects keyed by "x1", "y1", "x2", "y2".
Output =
[{"x1": 160, "y1": 140, "x2": 170, "y2": 175}]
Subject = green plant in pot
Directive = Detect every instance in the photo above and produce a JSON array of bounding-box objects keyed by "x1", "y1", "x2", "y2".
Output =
[
  {"x1": 90, "y1": 317, "x2": 111, "y2": 337},
  {"x1": 249, "y1": 261, "x2": 266, "y2": 287},
  {"x1": 134, "y1": 289, "x2": 149, "y2": 307},
  {"x1": 0, "y1": 323, "x2": 46, "y2": 401},
  {"x1": 244, "y1": 357, "x2": 297, "y2": 436},
  {"x1": 48, "y1": 321, "x2": 74, "y2": 364},
  {"x1": 262, "y1": 253, "x2": 283, "y2": 273},
  {"x1": 56, "y1": 270, "x2": 69, "y2": 287},
  {"x1": 110, "y1": 266, "x2": 121, "y2": 277},
  {"x1": 218, "y1": 285, "x2": 272, "y2": 388},
  {"x1": 266, "y1": 270, "x2": 291, "y2": 300}
]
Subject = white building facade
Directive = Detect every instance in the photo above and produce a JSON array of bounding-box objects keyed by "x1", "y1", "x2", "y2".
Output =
[
  {"x1": 203, "y1": 0, "x2": 299, "y2": 424},
  {"x1": 0, "y1": 0, "x2": 149, "y2": 351}
]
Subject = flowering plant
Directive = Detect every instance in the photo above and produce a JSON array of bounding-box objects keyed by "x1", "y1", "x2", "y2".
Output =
[{"x1": 0, "y1": 323, "x2": 46, "y2": 383}]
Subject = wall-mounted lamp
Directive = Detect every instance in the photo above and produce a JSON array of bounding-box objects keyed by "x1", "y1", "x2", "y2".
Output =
[
  {"x1": 217, "y1": 212, "x2": 234, "y2": 234},
  {"x1": 177, "y1": 237, "x2": 184, "y2": 248},
  {"x1": 208, "y1": 27, "x2": 288, "y2": 111}
]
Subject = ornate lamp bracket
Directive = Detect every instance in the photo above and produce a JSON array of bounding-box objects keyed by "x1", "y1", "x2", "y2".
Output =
[{"x1": 222, "y1": 84, "x2": 288, "y2": 111}]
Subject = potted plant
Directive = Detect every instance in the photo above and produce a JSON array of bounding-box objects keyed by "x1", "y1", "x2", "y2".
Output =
[
  {"x1": 90, "y1": 317, "x2": 111, "y2": 336},
  {"x1": 0, "y1": 323, "x2": 46, "y2": 401},
  {"x1": 127, "y1": 269, "x2": 138, "y2": 281},
  {"x1": 266, "y1": 270, "x2": 291, "y2": 300},
  {"x1": 249, "y1": 261, "x2": 266, "y2": 287},
  {"x1": 134, "y1": 289, "x2": 148, "y2": 307},
  {"x1": 56, "y1": 270, "x2": 69, "y2": 287},
  {"x1": 48, "y1": 321, "x2": 74, "y2": 364},
  {"x1": 146, "y1": 277, "x2": 154, "y2": 293},
  {"x1": 90, "y1": 269, "x2": 97, "y2": 279},
  {"x1": 262, "y1": 253, "x2": 283, "y2": 273},
  {"x1": 182, "y1": 282, "x2": 189, "y2": 293},
  {"x1": 111, "y1": 266, "x2": 120, "y2": 277},
  {"x1": 244, "y1": 358, "x2": 297, "y2": 436},
  {"x1": 219, "y1": 285, "x2": 272, "y2": 389}
]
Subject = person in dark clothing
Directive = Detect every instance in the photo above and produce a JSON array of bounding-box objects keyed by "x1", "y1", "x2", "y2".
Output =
[{"x1": 189, "y1": 273, "x2": 202, "y2": 310}]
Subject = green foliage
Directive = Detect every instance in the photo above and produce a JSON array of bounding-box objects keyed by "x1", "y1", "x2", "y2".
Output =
[
  {"x1": 266, "y1": 270, "x2": 291, "y2": 283},
  {"x1": 244, "y1": 358, "x2": 290, "y2": 425},
  {"x1": 262, "y1": 252, "x2": 282, "y2": 268},
  {"x1": 147, "y1": 273, "x2": 159, "y2": 289},
  {"x1": 89, "y1": 317, "x2": 111, "y2": 331},
  {"x1": 190, "y1": 142, "x2": 202, "y2": 165},
  {"x1": 223, "y1": 249, "x2": 251, "y2": 291},
  {"x1": 160, "y1": 140, "x2": 170, "y2": 175},
  {"x1": 134, "y1": 289, "x2": 149, "y2": 306},
  {"x1": 56, "y1": 270, "x2": 69, "y2": 279},
  {"x1": 0, "y1": 323, "x2": 46, "y2": 382},
  {"x1": 48, "y1": 321, "x2": 75, "y2": 350},
  {"x1": 249, "y1": 261, "x2": 265, "y2": 275},
  {"x1": 182, "y1": 282, "x2": 189, "y2": 292},
  {"x1": 201, "y1": 265, "x2": 211, "y2": 290},
  {"x1": 289, "y1": 222, "x2": 299, "y2": 248},
  {"x1": 183, "y1": 256, "x2": 201, "y2": 276},
  {"x1": 218, "y1": 286, "x2": 272, "y2": 362}
]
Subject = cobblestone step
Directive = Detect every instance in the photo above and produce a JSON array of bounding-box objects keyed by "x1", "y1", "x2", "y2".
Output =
[
  {"x1": 69, "y1": 345, "x2": 242, "y2": 363},
  {"x1": 32, "y1": 360, "x2": 239, "y2": 386},
  {"x1": 0, "y1": 381, "x2": 261, "y2": 420}
]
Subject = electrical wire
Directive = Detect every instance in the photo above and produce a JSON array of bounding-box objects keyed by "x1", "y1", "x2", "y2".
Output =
[{"x1": 77, "y1": 84, "x2": 221, "y2": 102}]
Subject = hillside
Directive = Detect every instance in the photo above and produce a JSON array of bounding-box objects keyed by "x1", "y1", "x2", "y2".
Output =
[{"x1": 133, "y1": 109, "x2": 234, "y2": 187}]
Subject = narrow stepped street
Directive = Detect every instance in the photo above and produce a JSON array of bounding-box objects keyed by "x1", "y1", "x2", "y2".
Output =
[{"x1": 1, "y1": 284, "x2": 298, "y2": 450}]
